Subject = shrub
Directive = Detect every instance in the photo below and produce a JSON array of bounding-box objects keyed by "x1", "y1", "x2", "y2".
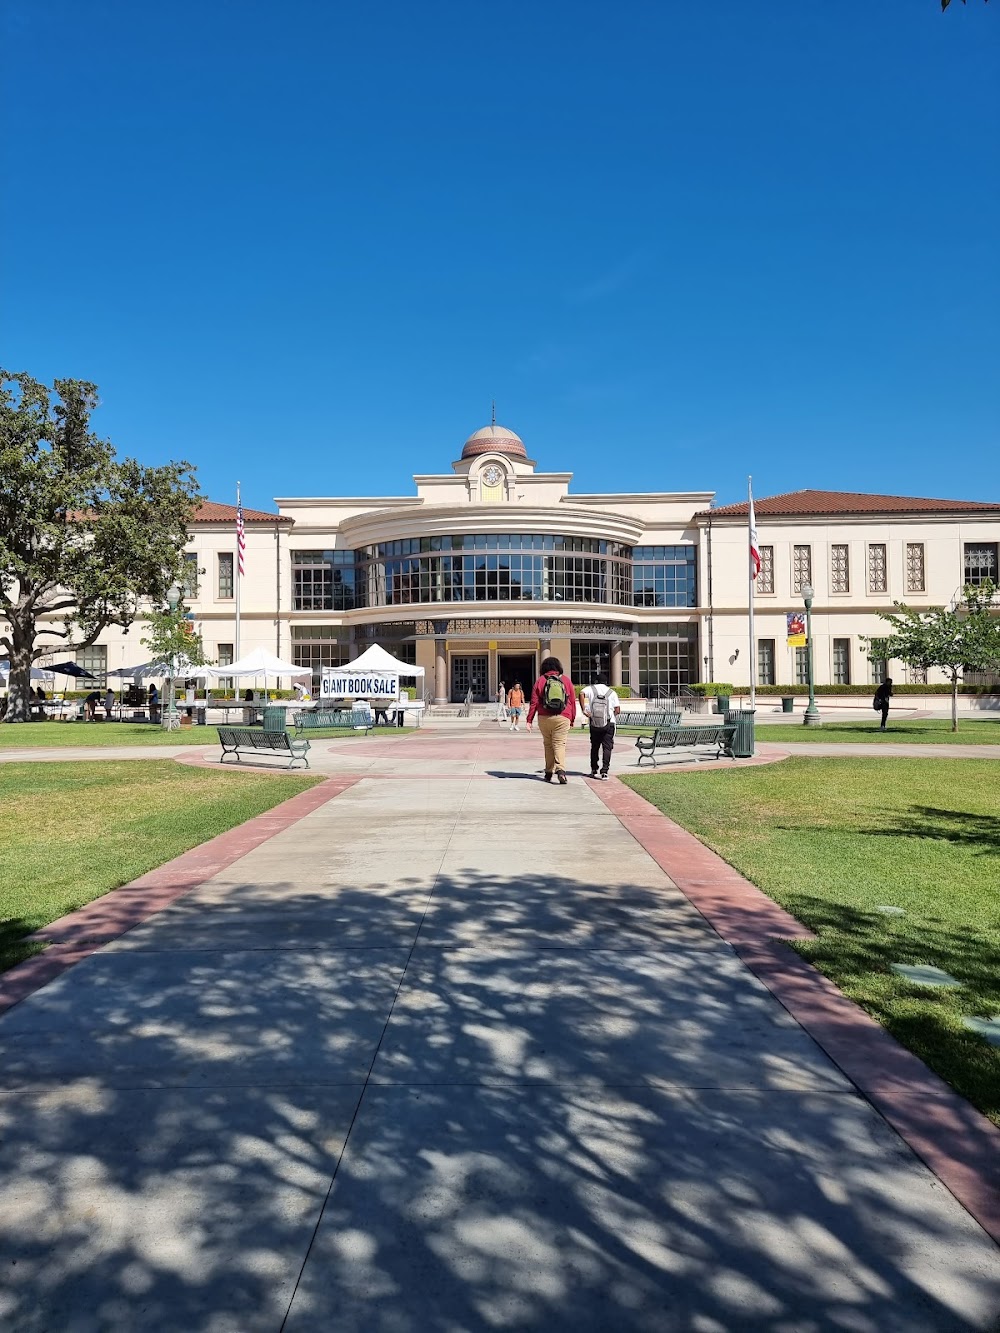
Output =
[
  {"x1": 689, "y1": 682, "x2": 734, "y2": 697},
  {"x1": 731, "y1": 683, "x2": 1000, "y2": 697}
]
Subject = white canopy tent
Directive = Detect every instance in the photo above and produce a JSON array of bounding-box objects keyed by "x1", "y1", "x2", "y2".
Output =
[
  {"x1": 108, "y1": 656, "x2": 206, "y2": 682},
  {"x1": 199, "y1": 647, "x2": 309, "y2": 682},
  {"x1": 347, "y1": 644, "x2": 425, "y2": 686},
  {"x1": 0, "y1": 662, "x2": 55, "y2": 684}
]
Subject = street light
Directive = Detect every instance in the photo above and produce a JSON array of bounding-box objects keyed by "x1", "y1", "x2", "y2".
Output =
[
  {"x1": 162, "y1": 582, "x2": 182, "y2": 732},
  {"x1": 801, "y1": 582, "x2": 822, "y2": 727}
]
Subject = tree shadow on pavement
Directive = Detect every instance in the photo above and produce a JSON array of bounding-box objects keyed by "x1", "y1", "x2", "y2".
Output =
[{"x1": 0, "y1": 868, "x2": 996, "y2": 1331}]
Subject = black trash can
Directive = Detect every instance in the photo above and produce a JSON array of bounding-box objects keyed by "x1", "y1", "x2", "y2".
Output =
[
  {"x1": 724, "y1": 708, "x2": 756, "y2": 758},
  {"x1": 714, "y1": 693, "x2": 731, "y2": 715},
  {"x1": 781, "y1": 696, "x2": 795, "y2": 714},
  {"x1": 195, "y1": 706, "x2": 207, "y2": 727}
]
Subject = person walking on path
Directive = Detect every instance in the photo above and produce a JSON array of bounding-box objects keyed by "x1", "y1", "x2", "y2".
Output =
[
  {"x1": 874, "y1": 676, "x2": 893, "y2": 730},
  {"x1": 506, "y1": 682, "x2": 525, "y2": 731},
  {"x1": 526, "y1": 656, "x2": 577, "y2": 783},
  {"x1": 583, "y1": 672, "x2": 621, "y2": 779},
  {"x1": 495, "y1": 683, "x2": 507, "y2": 725}
]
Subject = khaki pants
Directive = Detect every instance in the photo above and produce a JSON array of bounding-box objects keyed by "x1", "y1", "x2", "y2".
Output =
[{"x1": 537, "y1": 712, "x2": 571, "y2": 773}]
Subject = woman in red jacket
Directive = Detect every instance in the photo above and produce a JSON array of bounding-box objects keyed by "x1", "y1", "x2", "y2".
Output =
[{"x1": 526, "y1": 655, "x2": 577, "y2": 783}]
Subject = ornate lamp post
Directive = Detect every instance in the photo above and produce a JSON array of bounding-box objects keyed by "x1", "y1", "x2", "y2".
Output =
[
  {"x1": 801, "y1": 582, "x2": 822, "y2": 727},
  {"x1": 162, "y1": 582, "x2": 182, "y2": 732}
]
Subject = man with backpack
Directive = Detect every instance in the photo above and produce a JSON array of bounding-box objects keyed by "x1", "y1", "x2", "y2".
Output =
[
  {"x1": 583, "y1": 672, "x2": 621, "y2": 779},
  {"x1": 526, "y1": 655, "x2": 577, "y2": 783}
]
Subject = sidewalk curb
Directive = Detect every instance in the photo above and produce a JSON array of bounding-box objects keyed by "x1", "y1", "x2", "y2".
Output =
[
  {"x1": 592, "y1": 776, "x2": 1000, "y2": 1251},
  {"x1": 0, "y1": 776, "x2": 358, "y2": 1018}
]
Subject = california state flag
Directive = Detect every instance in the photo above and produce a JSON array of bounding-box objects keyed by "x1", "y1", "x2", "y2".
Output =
[{"x1": 749, "y1": 491, "x2": 761, "y2": 580}]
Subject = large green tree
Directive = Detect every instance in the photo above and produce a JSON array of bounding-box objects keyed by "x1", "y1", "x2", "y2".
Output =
[
  {"x1": 866, "y1": 581, "x2": 1000, "y2": 732},
  {"x1": 0, "y1": 372, "x2": 200, "y2": 722}
]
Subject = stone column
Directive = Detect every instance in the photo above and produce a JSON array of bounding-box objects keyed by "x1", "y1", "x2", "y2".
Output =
[
  {"x1": 434, "y1": 638, "x2": 448, "y2": 704},
  {"x1": 610, "y1": 640, "x2": 623, "y2": 688},
  {"x1": 629, "y1": 629, "x2": 640, "y2": 696}
]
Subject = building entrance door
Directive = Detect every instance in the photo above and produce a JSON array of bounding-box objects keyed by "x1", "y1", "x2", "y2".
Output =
[
  {"x1": 451, "y1": 655, "x2": 488, "y2": 703},
  {"x1": 497, "y1": 653, "x2": 536, "y2": 695}
]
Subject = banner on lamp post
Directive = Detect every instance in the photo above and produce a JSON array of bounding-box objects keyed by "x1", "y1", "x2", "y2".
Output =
[{"x1": 786, "y1": 613, "x2": 807, "y2": 648}]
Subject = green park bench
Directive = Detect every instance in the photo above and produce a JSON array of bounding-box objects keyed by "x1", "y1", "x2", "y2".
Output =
[
  {"x1": 293, "y1": 708, "x2": 373, "y2": 735},
  {"x1": 616, "y1": 709, "x2": 682, "y2": 729},
  {"x1": 634, "y1": 723, "x2": 737, "y2": 767},
  {"x1": 218, "y1": 726, "x2": 311, "y2": 769}
]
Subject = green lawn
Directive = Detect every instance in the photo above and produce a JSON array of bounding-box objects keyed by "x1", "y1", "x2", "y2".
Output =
[
  {"x1": 755, "y1": 718, "x2": 1000, "y2": 744},
  {"x1": 0, "y1": 760, "x2": 319, "y2": 973},
  {"x1": 0, "y1": 721, "x2": 223, "y2": 747},
  {"x1": 623, "y1": 757, "x2": 1000, "y2": 1127},
  {"x1": 0, "y1": 721, "x2": 410, "y2": 747}
]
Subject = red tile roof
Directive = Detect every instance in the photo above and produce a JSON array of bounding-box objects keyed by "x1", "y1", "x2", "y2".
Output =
[
  {"x1": 697, "y1": 489, "x2": 1000, "y2": 519},
  {"x1": 191, "y1": 500, "x2": 291, "y2": 525}
]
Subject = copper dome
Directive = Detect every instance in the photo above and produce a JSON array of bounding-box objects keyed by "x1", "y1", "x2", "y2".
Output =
[{"x1": 461, "y1": 424, "x2": 527, "y2": 460}]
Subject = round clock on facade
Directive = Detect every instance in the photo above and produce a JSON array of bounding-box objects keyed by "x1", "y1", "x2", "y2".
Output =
[{"x1": 482, "y1": 465, "x2": 503, "y2": 487}]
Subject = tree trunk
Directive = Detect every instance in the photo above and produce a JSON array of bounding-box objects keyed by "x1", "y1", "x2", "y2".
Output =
[
  {"x1": 4, "y1": 621, "x2": 36, "y2": 724},
  {"x1": 951, "y1": 671, "x2": 959, "y2": 733}
]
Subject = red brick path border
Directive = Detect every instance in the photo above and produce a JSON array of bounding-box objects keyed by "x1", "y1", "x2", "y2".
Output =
[
  {"x1": 0, "y1": 776, "x2": 357, "y2": 1018},
  {"x1": 591, "y1": 776, "x2": 1000, "y2": 1248}
]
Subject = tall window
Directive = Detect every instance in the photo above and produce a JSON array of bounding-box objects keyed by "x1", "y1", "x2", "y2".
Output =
[
  {"x1": 906, "y1": 543, "x2": 925, "y2": 593},
  {"x1": 218, "y1": 552, "x2": 234, "y2": 599},
  {"x1": 830, "y1": 544, "x2": 850, "y2": 593},
  {"x1": 76, "y1": 644, "x2": 107, "y2": 689},
  {"x1": 833, "y1": 638, "x2": 851, "y2": 685},
  {"x1": 290, "y1": 625, "x2": 351, "y2": 691},
  {"x1": 794, "y1": 645, "x2": 809, "y2": 685},
  {"x1": 292, "y1": 550, "x2": 359, "y2": 611},
  {"x1": 631, "y1": 546, "x2": 697, "y2": 608},
  {"x1": 757, "y1": 546, "x2": 774, "y2": 594},
  {"x1": 181, "y1": 552, "x2": 199, "y2": 598},
  {"x1": 792, "y1": 545, "x2": 812, "y2": 595},
  {"x1": 907, "y1": 664, "x2": 927, "y2": 685},
  {"x1": 868, "y1": 543, "x2": 887, "y2": 594},
  {"x1": 571, "y1": 641, "x2": 611, "y2": 685},
  {"x1": 964, "y1": 543, "x2": 998, "y2": 587},
  {"x1": 757, "y1": 639, "x2": 775, "y2": 686},
  {"x1": 871, "y1": 657, "x2": 887, "y2": 686},
  {"x1": 636, "y1": 625, "x2": 697, "y2": 695},
  {"x1": 216, "y1": 642, "x2": 233, "y2": 690}
]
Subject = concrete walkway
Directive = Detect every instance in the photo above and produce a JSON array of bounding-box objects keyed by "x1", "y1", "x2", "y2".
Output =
[{"x1": 0, "y1": 740, "x2": 999, "y2": 1330}]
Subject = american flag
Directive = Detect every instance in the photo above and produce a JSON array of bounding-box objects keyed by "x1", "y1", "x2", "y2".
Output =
[
  {"x1": 749, "y1": 491, "x2": 760, "y2": 580},
  {"x1": 236, "y1": 495, "x2": 246, "y2": 577}
]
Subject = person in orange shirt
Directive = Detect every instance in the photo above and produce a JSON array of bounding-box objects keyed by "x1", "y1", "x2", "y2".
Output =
[{"x1": 506, "y1": 682, "x2": 525, "y2": 731}]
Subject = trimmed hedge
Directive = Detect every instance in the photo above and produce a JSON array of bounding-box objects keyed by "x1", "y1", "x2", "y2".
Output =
[
  {"x1": 731, "y1": 683, "x2": 1000, "y2": 697},
  {"x1": 576, "y1": 683, "x2": 634, "y2": 701},
  {"x1": 689, "y1": 682, "x2": 735, "y2": 697}
]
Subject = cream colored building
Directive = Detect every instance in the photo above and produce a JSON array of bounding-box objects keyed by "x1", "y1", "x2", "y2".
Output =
[{"x1": 62, "y1": 423, "x2": 1000, "y2": 700}]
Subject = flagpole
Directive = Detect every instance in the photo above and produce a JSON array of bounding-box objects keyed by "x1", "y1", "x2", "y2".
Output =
[
  {"x1": 235, "y1": 481, "x2": 242, "y2": 661},
  {"x1": 748, "y1": 476, "x2": 756, "y2": 713}
]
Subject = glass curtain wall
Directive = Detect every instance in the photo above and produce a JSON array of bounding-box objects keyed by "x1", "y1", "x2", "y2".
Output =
[
  {"x1": 292, "y1": 551, "x2": 361, "y2": 611},
  {"x1": 354, "y1": 535, "x2": 633, "y2": 608},
  {"x1": 631, "y1": 547, "x2": 697, "y2": 607},
  {"x1": 290, "y1": 626, "x2": 351, "y2": 694},
  {"x1": 292, "y1": 539, "x2": 695, "y2": 611},
  {"x1": 636, "y1": 624, "x2": 697, "y2": 694}
]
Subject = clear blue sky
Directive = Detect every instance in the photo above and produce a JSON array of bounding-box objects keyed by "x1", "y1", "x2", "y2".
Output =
[{"x1": 3, "y1": 1, "x2": 997, "y2": 512}]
